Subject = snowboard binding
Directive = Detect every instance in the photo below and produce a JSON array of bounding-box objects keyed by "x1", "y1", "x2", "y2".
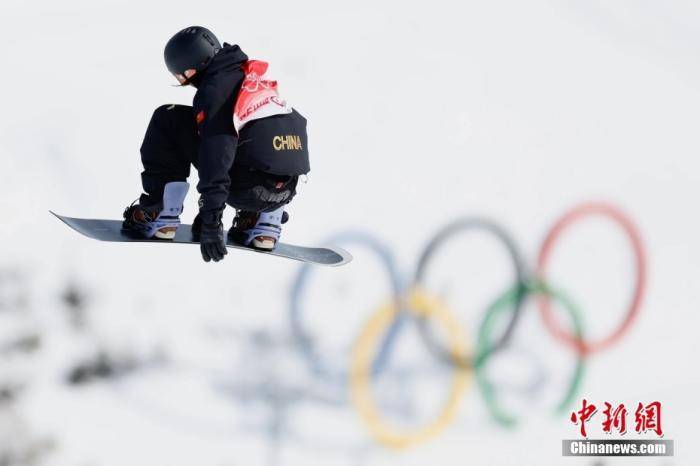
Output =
[
  {"x1": 228, "y1": 206, "x2": 288, "y2": 250},
  {"x1": 122, "y1": 182, "x2": 189, "y2": 239}
]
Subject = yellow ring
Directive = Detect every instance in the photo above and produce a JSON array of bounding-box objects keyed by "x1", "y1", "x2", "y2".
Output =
[{"x1": 349, "y1": 288, "x2": 472, "y2": 449}]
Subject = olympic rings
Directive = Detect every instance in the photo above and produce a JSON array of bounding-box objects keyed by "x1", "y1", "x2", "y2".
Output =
[
  {"x1": 289, "y1": 201, "x2": 647, "y2": 445},
  {"x1": 475, "y1": 281, "x2": 586, "y2": 427},
  {"x1": 350, "y1": 289, "x2": 471, "y2": 449},
  {"x1": 289, "y1": 231, "x2": 408, "y2": 383},
  {"x1": 413, "y1": 218, "x2": 528, "y2": 368},
  {"x1": 536, "y1": 202, "x2": 647, "y2": 355}
]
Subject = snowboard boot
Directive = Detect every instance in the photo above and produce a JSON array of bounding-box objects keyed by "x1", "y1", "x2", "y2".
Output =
[
  {"x1": 122, "y1": 181, "x2": 189, "y2": 239},
  {"x1": 228, "y1": 206, "x2": 288, "y2": 250}
]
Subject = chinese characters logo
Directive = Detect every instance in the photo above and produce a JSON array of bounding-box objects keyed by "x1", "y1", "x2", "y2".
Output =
[{"x1": 570, "y1": 399, "x2": 663, "y2": 438}]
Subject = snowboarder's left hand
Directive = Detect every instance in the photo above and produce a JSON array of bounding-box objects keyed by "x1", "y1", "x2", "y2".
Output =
[{"x1": 199, "y1": 222, "x2": 227, "y2": 263}]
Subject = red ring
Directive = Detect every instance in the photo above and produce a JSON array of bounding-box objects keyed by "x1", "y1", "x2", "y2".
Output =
[{"x1": 536, "y1": 202, "x2": 647, "y2": 355}]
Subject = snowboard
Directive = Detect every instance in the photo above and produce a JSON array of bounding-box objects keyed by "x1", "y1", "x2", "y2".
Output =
[{"x1": 50, "y1": 211, "x2": 352, "y2": 267}]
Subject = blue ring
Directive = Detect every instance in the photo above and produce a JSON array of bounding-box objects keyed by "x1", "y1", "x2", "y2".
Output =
[{"x1": 289, "y1": 230, "x2": 407, "y2": 385}]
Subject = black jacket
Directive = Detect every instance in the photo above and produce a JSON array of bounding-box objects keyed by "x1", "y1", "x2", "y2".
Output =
[
  {"x1": 192, "y1": 43, "x2": 247, "y2": 225},
  {"x1": 192, "y1": 44, "x2": 310, "y2": 225}
]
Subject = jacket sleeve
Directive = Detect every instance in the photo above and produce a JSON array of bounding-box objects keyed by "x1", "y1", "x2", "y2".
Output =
[{"x1": 192, "y1": 84, "x2": 239, "y2": 225}]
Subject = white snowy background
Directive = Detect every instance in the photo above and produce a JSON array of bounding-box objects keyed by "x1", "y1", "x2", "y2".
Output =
[{"x1": 0, "y1": 0, "x2": 698, "y2": 465}]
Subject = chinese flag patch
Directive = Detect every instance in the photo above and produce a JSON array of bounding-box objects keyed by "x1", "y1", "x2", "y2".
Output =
[{"x1": 196, "y1": 110, "x2": 205, "y2": 125}]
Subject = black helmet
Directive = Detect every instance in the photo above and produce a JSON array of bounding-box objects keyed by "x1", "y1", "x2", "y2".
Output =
[{"x1": 164, "y1": 26, "x2": 221, "y2": 76}]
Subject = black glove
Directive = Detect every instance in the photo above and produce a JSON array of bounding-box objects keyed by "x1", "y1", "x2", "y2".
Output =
[{"x1": 199, "y1": 221, "x2": 228, "y2": 263}]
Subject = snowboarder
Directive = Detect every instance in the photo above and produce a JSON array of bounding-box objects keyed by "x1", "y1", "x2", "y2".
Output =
[{"x1": 123, "y1": 26, "x2": 310, "y2": 262}]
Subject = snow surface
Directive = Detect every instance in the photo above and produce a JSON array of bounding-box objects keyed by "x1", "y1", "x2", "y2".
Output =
[{"x1": 1, "y1": 0, "x2": 699, "y2": 465}]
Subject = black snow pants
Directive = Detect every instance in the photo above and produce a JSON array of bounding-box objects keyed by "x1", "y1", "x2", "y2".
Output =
[{"x1": 138, "y1": 104, "x2": 298, "y2": 213}]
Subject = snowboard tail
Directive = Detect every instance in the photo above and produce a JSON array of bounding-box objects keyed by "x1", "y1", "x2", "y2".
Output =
[{"x1": 50, "y1": 211, "x2": 351, "y2": 267}]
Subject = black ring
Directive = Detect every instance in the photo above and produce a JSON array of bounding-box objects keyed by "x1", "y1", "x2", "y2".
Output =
[{"x1": 413, "y1": 217, "x2": 528, "y2": 368}]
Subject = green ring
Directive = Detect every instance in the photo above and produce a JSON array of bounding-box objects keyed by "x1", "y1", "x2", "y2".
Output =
[{"x1": 475, "y1": 280, "x2": 586, "y2": 427}]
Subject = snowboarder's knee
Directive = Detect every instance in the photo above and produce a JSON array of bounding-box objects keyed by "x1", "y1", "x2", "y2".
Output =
[{"x1": 151, "y1": 104, "x2": 193, "y2": 124}]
